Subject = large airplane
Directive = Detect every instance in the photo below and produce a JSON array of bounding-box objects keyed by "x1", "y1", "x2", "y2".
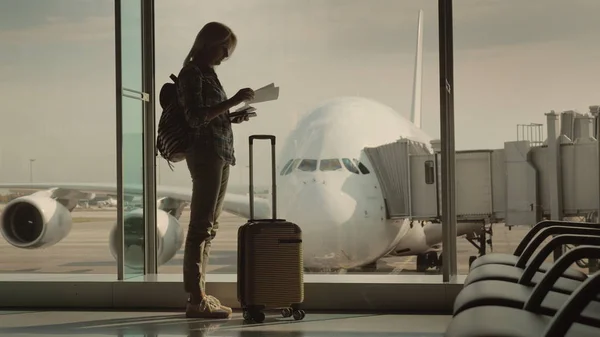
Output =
[{"x1": 0, "y1": 10, "x2": 483, "y2": 273}]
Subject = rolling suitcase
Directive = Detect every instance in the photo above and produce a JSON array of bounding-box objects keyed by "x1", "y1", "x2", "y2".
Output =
[{"x1": 237, "y1": 134, "x2": 305, "y2": 323}]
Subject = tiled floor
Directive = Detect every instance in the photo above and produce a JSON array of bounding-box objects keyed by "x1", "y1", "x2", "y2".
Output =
[{"x1": 0, "y1": 310, "x2": 450, "y2": 336}]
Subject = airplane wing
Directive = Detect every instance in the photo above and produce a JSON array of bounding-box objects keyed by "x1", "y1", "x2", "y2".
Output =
[{"x1": 0, "y1": 182, "x2": 271, "y2": 220}]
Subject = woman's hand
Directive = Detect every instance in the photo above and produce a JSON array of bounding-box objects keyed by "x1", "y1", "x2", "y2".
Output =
[
  {"x1": 230, "y1": 114, "x2": 251, "y2": 124},
  {"x1": 230, "y1": 88, "x2": 255, "y2": 105}
]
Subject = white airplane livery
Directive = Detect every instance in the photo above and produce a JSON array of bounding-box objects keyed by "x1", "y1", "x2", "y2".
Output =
[{"x1": 0, "y1": 10, "x2": 481, "y2": 272}]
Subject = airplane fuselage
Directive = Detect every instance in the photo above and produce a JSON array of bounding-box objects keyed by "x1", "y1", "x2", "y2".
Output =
[{"x1": 273, "y1": 96, "x2": 433, "y2": 270}]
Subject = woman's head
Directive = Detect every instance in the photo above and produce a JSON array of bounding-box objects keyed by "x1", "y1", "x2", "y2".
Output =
[{"x1": 183, "y1": 22, "x2": 237, "y2": 67}]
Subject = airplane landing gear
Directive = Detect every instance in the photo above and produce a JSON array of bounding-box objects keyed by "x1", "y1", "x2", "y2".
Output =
[
  {"x1": 359, "y1": 261, "x2": 378, "y2": 272},
  {"x1": 416, "y1": 252, "x2": 440, "y2": 272},
  {"x1": 466, "y1": 221, "x2": 493, "y2": 268}
]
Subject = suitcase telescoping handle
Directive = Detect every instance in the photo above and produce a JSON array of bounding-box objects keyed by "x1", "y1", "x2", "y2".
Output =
[{"x1": 248, "y1": 134, "x2": 277, "y2": 220}]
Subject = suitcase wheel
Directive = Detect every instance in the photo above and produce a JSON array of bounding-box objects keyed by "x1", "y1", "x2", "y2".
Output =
[
  {"x1": 292, "y1": 309, "x2": 306, "y2": 321},
  {"x1": 281, "y1": 307, "x2": 305, "y2": 320},
  {"x1": 243, "y1": 309, "x2": 265, "y2": 323}
]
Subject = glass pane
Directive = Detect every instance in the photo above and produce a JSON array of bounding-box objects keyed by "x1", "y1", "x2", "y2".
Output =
[
  {"x1": 0, "y1": 1, "x2": 117, "y2": 278},
  {"x1": 297, "y1": 159, "x2": 318, "y2": 172},
  {"x1": 155, "y1": 0, "x2": 444, "y2": 284},
  {"x1": 122, "y1": 97, "x2": 145, "y2": 277},
  {"x1": 454, "y1": 1, "x2": 600, "y2": 276},
  {"x1": 121, "y1": 0, "x2": 143, "y2": 92},
  {"x1": 120, "y1": 0, "x2": 145, "y2": 279},
  {"x1": 342, "y1": 158, "x2": 360, "y2": 174},
  {"x1": 319, "y1": 159, "x2": 342, "y2": 172}
]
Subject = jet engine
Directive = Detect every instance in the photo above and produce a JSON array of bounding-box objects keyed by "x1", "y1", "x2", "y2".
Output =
[
  {"x1": 108, "y1": 208, "x2": 184, "y2": 270},
  {"x1": 0, "y1": 195, "x2": 72, "y2": 249}
]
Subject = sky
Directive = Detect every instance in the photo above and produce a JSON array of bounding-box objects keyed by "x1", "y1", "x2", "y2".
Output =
[{"x1": 0, "y1": 0, "x2": 599, "y2": 188}]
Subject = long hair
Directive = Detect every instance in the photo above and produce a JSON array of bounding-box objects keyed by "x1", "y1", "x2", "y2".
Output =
[{"x1": 183, "y1": 22, "x2": 237, "y2": 67}]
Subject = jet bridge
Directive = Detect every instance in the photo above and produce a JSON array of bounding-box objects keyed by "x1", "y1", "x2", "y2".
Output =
[{"x1": 364, "y1": 106, "x2": 600, "y2": 258}]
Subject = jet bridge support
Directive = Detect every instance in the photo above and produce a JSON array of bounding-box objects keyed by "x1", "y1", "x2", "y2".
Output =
[{"x1": 364, "y1": 106, "x2": 600, "y2": 269}]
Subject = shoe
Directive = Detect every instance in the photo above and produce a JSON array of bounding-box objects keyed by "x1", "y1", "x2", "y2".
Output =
[
  {"x1": 186, "y1": 297, "x2": 231, "y2": 319},
  {"x1": 186, "y1": 320, "x2": 222, "y2": 336},
  {"x1": 206, "y1": 295, "x2": 233, "y2": 314}
]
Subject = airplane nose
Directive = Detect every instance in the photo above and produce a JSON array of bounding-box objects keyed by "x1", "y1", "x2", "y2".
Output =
[
  {"x1": 285, "y1": 183, "x2": 354, "y2": 226},
  {"x1": 284, "y1": 182, "x2": 362, "y2": 269}
]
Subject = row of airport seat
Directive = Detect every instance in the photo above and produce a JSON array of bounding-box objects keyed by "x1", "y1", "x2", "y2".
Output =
[{"x1": 444, "y1": 220, "x2": 600, "y2": 337}]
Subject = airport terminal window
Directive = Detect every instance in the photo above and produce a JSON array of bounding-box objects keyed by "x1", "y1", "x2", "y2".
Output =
[
  {"x1": 342, "y1": 158, "x2": 360, "y2": 174},
  {"x1": 0, "y1": 0, "x2": 124, "y2": 281},
  {"x1": 148, "y1": 0, "x2": 451, "y2": 291},
  {"x1": 0, "y1": 0, "x2": 470, "y2": 313},
  {"x1": 319, "y1": 159, "x2": 343, "y2": 171},
  {"x1": 445, "y1": 1, "x2": 600, "y2": 279},
  {"x1": 353, "y1": 159, "x2": 371, "y2": 174},
  {"x1": 297, "y1": 159, "x2": 318, "y2": 172},
  {"x1": 280, "y1": 159, "x2": 294, "y2": 175}
]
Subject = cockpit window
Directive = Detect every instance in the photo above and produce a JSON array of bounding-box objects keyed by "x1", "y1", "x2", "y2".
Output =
[
  {"x1": 283, "y1": 159, "x2": 300, "y2": 175},
  {"x1": 281, "y1": 158, "x2": 367, "y2": 174},
  {"x1": 280, "y1": 159, "x2": 293, "y2": 176},
  {"x1": 342, "y1": 158, "x2": 360, "y2": 174},
  {"x1": 319, "y1": 159, "x2": 343, "y2": 171},
  {"x1": 353, "y1": 159, "x2": 371, "y2": 174},
  {"x1": 297, "y1": 159, "x2": 318, "y2": 172}
]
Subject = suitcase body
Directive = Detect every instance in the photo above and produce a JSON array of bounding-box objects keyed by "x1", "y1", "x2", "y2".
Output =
[{"x1": 237, "y1": 135, "x2": 305, "y2": 323}]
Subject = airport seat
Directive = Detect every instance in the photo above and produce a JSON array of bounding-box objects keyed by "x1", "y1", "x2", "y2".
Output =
[
  {"x1": 464, "y1": 231, "x2": 600, "y2": 288},
  {"x1": 469, "y1": 220, "x2": 600, "y2": 281},
  {"x1": 445, "y1": 270, "x2": 600, "y2": 337},
  {"x1": 453, "y1": 246, "x2": 600, "y2": 325},
  {"x1": 464, "y1": 263, "x2": 587, "y2": 295}
]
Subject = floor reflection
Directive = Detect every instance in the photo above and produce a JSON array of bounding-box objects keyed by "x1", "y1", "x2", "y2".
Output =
[{"x1": 0, "y1": 311, "x2": 448, "y2": 337}]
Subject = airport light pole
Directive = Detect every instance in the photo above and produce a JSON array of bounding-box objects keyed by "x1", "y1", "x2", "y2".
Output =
[{"x1": 29, "y1": 158, "x2": 36, "y2": 183}]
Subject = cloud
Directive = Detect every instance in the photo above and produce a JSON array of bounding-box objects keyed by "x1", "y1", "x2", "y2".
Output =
[
  {"x1": 156, "y1": 0, "x2": 600, "y2": 60},
  {"x1": 0, "y1": 0, "x2": 112, "y2": 30},
  {"x1": 4, "y1": 0, "x2": 599, "y2": 54},
  {"x1": 317, "y1": 0, "x2": 600, "y2": 53},
  {"x1": 453, "y1": 0, "x2": 600, "y2": 49},
  {"x1": 1, "y1": 0, "x2": 600, "y2": 184},
  {"x1": 0, "y1": 15, "x2": 113, "y2": 45}
]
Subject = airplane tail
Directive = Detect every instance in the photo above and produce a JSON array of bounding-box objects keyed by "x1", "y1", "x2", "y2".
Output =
[{"x1": 409, "y1": 10, "x2": 424, "y2": 129}]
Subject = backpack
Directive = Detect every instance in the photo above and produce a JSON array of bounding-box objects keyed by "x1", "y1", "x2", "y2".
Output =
[{"x1": 156, "y1": 73, "x2": 190, "y2": 170}]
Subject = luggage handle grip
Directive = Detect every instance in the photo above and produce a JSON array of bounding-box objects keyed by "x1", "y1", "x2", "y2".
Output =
[
  {"x1": 248, "y1": 134, "x2": 277, "y2": 220},
  {"x1": 249, "y1": 134, "x2": 275, "y2": 144}
]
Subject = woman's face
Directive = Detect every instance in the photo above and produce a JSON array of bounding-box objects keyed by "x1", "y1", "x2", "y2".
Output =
[{"x1": 206, "y1": 41, "x2": 231, "y2": 66}]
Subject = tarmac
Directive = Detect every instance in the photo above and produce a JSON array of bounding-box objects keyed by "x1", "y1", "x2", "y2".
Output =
[{"x1": 0, "y1": 206, "x2": 543, "y2": 276}]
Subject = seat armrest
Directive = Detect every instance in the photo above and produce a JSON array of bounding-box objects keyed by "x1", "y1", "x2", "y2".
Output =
[
  {"x1": 523, "y1": 245, "x2": 600, "y2": 311},
  {"x1": 515, "y1": 227, "x2": 600, "y2": 268},
  {"x1": 543, "y1": 271, "x2": 600, "y2": 337},
  {"x1": 514, "y1": 220, "x2": 600, "y2": 256},
  {"x1": 518, "y1": 234, "x2": 600, "y2": 285}
]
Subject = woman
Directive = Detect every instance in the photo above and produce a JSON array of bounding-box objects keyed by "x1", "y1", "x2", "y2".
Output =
[{"x1": 177, "y1": 21, "x2": 255, "y2": 319}]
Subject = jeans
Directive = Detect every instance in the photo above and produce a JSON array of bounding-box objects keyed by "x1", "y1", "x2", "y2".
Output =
[{"x1": 183, "y1": 143, "x2": 230, "y2": 299}]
